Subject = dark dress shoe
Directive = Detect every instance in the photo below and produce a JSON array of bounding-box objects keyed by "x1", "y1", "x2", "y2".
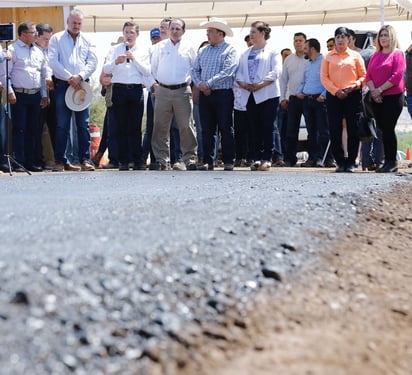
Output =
[
  {"x1": 133, "y1": 163, "x2": 146, "y2": 170},
  {"x1": 345, "y1": 165, "x2": 356, "y2": 173},
  {"x1": 335, "y1": 165, "x2": 345, "y2": 173},
  {"x1": 64, "y1": 163, "x2": 81, "y2": 171},
  {"x1": 0, "y1": 163, "x2": 10, "y2": 172},
  {"x1": 119, "y1": 164, "x2": 129, "y2": 171},
  {"x1": 149, "y1": 162, "x2": 161, "y2": 170},
  {"x1": 26, "y1": 165, "x2": 43, "y2": 172},
  {"x1": 376, "y1": 162, "x2": 398, "y2": 173},
  {"x1": 13, "y1": 166, "x2": 26, "y2": 173}
]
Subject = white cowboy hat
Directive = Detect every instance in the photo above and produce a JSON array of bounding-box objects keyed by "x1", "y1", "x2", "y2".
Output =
[
  {"x1": 65, "y1": 82, "x2": 93, "y2": 112},
  {"x1": 200, "y1": 18, "x2": 233, "y2": 37}
]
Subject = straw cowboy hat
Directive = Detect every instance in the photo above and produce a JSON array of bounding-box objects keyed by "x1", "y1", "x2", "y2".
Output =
[
  {"x1": 111, "y1": 36, "x2": 124, "y2": 46},
  {"x1": 200, "y1": 17, "x2": 233, "y2": 37},
  {"x1": 65, "y1": 81, "x2": 93, "y2": 111}
]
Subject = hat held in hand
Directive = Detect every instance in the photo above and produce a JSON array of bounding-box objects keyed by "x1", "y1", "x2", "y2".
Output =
[{"x1": 65, "y1": 82, "x2": 93, "y2": 111}]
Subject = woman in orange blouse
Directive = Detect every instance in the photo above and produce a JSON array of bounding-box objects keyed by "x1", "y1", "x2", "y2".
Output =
[{"x1": 321, "y1": 27, "x2": 366, "y2": 172}]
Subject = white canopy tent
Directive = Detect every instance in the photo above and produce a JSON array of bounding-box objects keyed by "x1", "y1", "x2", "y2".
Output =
[{"x1": 1, "y1": 0, "x2": 412, "y2": 32}]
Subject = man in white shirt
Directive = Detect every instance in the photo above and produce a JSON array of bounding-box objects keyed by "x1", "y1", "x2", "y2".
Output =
[
  {"x1": 0, "y1": 49, "x2": 12, "y2": 173},
  {"x1": 103, "y1": 21, "x2": 151, "y2": 171},
  {"x1": 49, "y1": 9, "x2": 98, "y2": 172},
  {"x1": 0, "y1": 21, "x2": 47, "y2": 172},
  {"x1": 151, "y1": 18, "x2": 197, "y2": 171},
  {"x1": 35, "y1": 23, "x2": 55, "y2": 169},
  {"x1": 279, "y1": 32, "x2": 307, "y2": 167}
]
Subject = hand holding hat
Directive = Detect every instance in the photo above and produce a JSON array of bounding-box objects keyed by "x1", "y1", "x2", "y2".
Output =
[{"x1": 65, "y1": 81, "x2": 93, "y2": 111}]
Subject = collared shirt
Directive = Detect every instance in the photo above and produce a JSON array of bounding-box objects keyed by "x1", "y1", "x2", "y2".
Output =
[
  {"x1": 280, "y1": 53, "x2": 307, "y2": 101},
  {"x1": 191, "y1": 40, "x2": 237, "y2": 90},
  {"x1": 298, "y1": 54, "x2": 326, "y2": 97},
  {"x1": 321, "y1": 47, "x2": 366, "y2": 95},
  {"x1": 48, "y1": 30, "x2": 98, "y2": 81},
  {"x1": 103, "y1": 42, "x2": 150, "y2": 85},
  {"x1": 0, "y1": 39, "x2": 47, "y2": 97},
  {"x1": 34, "y1": 42, "x2": 52, "y2": 80},
  {"x1": 0, "y1": 50, "x2": 7, "y2": 63},
  {"x1": 151, "y1": 38, "x2": 196, "y2": 85}
]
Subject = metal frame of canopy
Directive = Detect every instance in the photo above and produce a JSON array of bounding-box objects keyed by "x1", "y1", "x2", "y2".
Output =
[{"x1": 0, "y1": 1, "x2": 412, "y2": 32}]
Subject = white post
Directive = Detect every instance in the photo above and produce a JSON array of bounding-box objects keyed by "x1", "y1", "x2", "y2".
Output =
[{"x1": 380, "y1": 0, "x2": 385, "y2": 26}]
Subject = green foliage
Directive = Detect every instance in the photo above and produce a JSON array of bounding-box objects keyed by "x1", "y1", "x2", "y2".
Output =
[
  {"x1": 396, "y1": 131, "x2": 412, "y2": 152},
  {"x1": 89, "y1": 81, "x2": 106, "y2": 130}
]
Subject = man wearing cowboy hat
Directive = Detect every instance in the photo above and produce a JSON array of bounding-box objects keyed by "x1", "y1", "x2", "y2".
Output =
[
  {"x1": 48, "y1": 9, "x2": 98, "y2": 172},
  {"x1": 192, "y1": 18, "x2": 238, "y2": 171}
]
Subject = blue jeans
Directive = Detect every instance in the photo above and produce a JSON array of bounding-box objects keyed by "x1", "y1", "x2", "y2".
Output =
[
  {"x1": 284, "y1": 95, "x2": 304, "y2": 165},
  {"x1": 406, "y1": 94, "x2": 412, "y2": 119},
  {"x1": 272, "y1": 101, "x2": 283, "y2": 161},
  {"x1": 200, "y1": 89, "x2": 235, "y2": 165},
  {"x1": 326, "y1": 90, "x2": 361, "y2": 167},
  {"x1": 277, "y1": 106, "x2": 287, "y2": 158},
  {"x1": 361, "y1": 127, "x2": 384, "y2": 168},
  {"x1": 66, "y1": 115, "x2": 79, "y2": 164},
  {"x1": 111, "y1": 84, "x2": 144, "y2": 165},
  {"x1": 54, "y1": 82, "x2": 91, "y2": 164},
  {"x1": 11, "y1": 91, "x2": 42, "y2": 166},
  {"x1": 303, "y1": 96, "x2": 331, "y2": 162}
]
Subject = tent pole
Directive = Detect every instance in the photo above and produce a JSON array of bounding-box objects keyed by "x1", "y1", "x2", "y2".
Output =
[{"x1": 380, "y1": 0, "x2": 385, "y2": 25}]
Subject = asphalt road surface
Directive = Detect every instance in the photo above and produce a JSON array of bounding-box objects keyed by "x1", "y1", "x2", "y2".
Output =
[{"x1": 0, "y1": 169, "x2": 410, "y2": 374}]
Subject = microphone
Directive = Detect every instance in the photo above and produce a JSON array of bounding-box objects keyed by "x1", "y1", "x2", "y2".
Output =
[{"x1": 125, "y1": 42, "x2": 130, "y2": 63}]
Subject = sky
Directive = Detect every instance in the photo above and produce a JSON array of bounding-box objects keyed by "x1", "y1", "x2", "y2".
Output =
[{"x1": 87, "y1": 20, "x2": 412, "y2": 86}]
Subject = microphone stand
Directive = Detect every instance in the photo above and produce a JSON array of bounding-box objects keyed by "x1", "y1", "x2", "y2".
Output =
[{"x1": 2, "y1": 40, "x2": 31, "y2": 175}]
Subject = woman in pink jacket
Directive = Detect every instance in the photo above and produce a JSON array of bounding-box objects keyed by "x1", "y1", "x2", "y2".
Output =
[{"x1": 365, "y1": 25, "x2": 405, "y2": 173}]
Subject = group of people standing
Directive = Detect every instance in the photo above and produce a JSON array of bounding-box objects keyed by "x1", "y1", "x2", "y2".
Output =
[
  {"x1": 0, "y1": 10, "x2": 97, "y2": 173},
  {"x1": 0, "y1": 9, "x2": 407, "y2": 174}
]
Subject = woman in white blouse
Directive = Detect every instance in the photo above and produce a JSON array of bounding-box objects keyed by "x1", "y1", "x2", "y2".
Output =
[{"x1": 236, "y1": 21, "x2": 282, "y2": 171}]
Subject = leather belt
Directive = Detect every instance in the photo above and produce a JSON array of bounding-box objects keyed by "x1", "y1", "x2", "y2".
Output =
[
  {"x1": 158, "y1": 82, "x2": 187, "y2": 90},
  {"x1": 113, "y1": 83, "x2": 142, "y2": 89},
  {"x1": 13, "y1": 87, "x2": 40, "y2": 95},
  {"x1": 54, "y1": 78, "x2": 90, "y2": 84},
  {"x1": 304, "y1": 93, "x2": 321, "y2": 99}
]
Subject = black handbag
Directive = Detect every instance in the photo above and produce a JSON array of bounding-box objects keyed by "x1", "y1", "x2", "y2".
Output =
[
  {"x1": 362, "y1": 90, "x2": 375, "y2": 119},
  {"x1": 357, "y1": 112, "x2": 377, "y2": 143}
]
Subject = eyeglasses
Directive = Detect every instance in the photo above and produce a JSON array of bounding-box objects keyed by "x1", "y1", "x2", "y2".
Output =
[{"x1": 24, "y1": 31, "x2": 38, "y2": 35}]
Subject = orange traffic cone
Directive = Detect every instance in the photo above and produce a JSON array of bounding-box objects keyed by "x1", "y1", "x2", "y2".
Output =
[{"x1": 406, "y1": 147, "x2": 411, "y2": 161}]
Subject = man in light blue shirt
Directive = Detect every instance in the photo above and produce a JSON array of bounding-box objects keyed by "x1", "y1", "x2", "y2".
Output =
[
  {"x1": 49, "y1": 9, "x2": 98, "y2": 172},
  {"x1": 296, "y1": 38, "x2": 334, "y2": 167},
  {"x1": 192, "y1": 18, "x2": 238, "y2": 171}
]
